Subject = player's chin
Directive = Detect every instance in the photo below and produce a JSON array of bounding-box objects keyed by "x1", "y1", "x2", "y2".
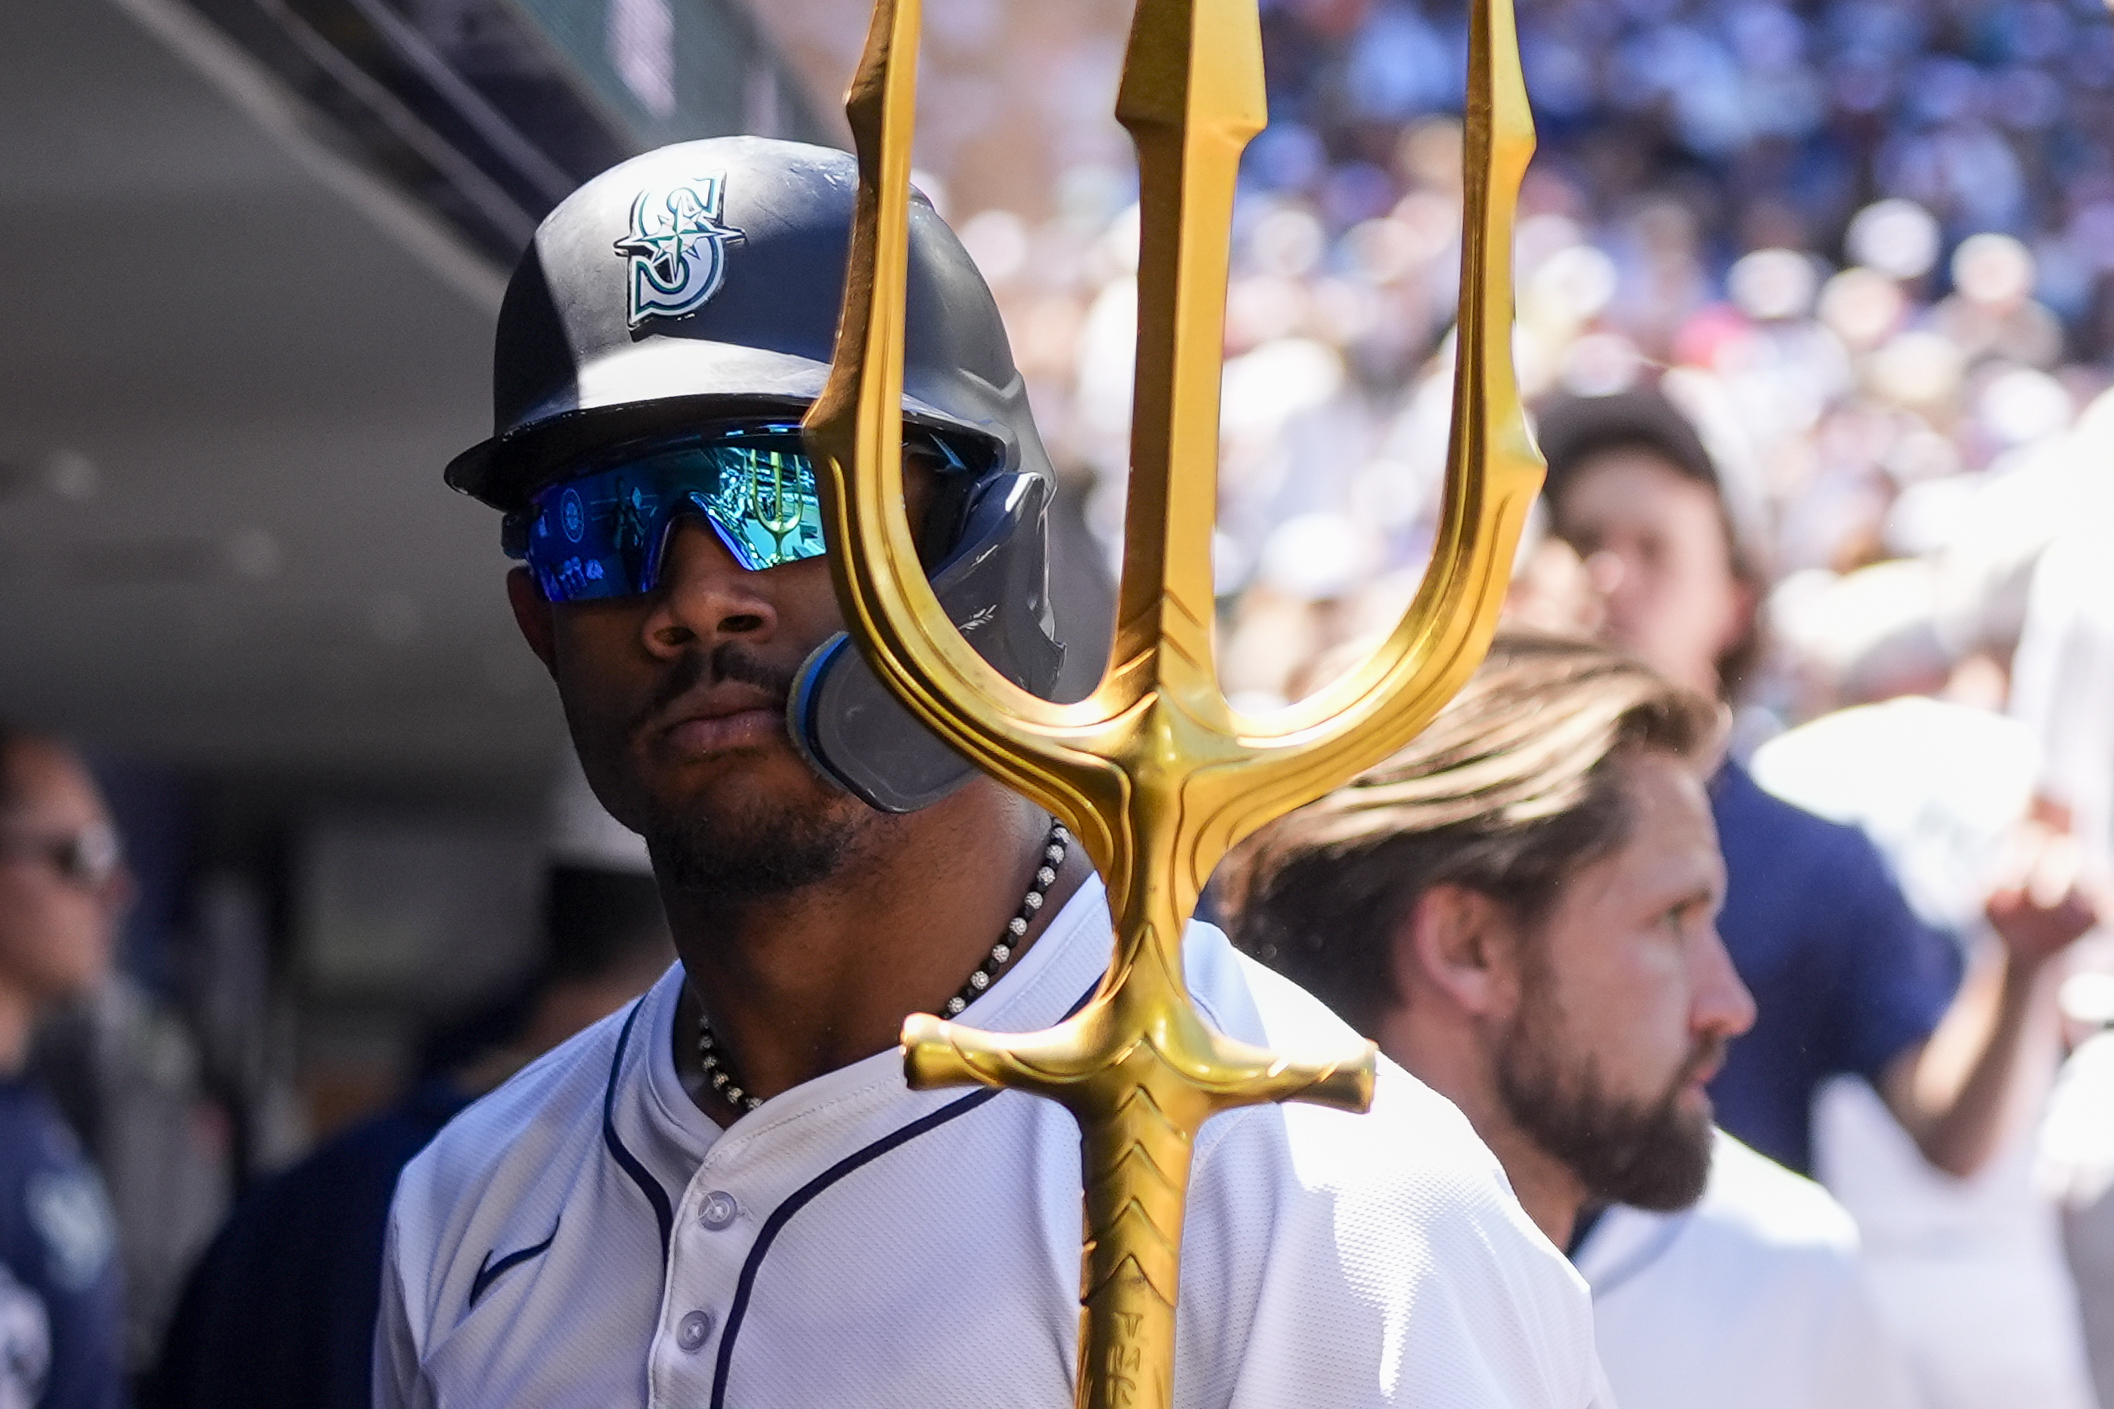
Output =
[
  {"x1": 30, "y1": 942, "x2": 110, "y2": 1003},
  {"x1": 664, "y1": 744, "x2": 851, "y2": 817}
]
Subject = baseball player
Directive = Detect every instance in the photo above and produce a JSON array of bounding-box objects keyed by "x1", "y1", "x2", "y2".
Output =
[
  {"x1": 0, "y1": 730, "x2": 126, "y2": 1409},
  {"x1": 374, "y1": 136, "x2": 1610, "y2": 1409},
  {"x1": 1219, "y1": 633, "x2": 1921, "y2": 1409}
]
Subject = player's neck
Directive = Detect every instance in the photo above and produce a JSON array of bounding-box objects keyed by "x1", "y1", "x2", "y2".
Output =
[
  {"x1": 1478, "y1": 1124, "x2": 1588, "y2": 1249},
  {"x1": 662, "y1": 783, "x2": 1090, "y2": 1124},
  {"x1": 1381, "y1": 1012, "x2": 1587, "y2": 1246}
]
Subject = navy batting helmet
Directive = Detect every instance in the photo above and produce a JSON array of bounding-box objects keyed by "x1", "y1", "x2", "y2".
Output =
[{"x1": 448, "y1": 136, "x2": 1065, "y2": 812}]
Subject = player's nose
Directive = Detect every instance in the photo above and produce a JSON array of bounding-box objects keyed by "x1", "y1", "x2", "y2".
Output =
[
  {"x1": 1692, "y1": 923, "x2": 1756, "y2": 1041},
  {"x1": 1583, "y1": 549, "x2": 1627, "y2": 601},
  {"x1": 640, "y1": 516, "x2": 780, "y2": 655}
]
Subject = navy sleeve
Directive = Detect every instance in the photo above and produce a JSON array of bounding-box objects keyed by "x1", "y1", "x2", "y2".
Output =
[
  {"x1": 0, "y1": 1082, "x2": 125, "y2": 1409},
  {"x1": 147, "y1": 1080, "x2": 470, "y2": 1409},
  {"x1": 1817, "y1": 824, "x2": 1963, "y2": 1084},
  {"x1": 1709, "y1": 763, "x2": 1964, "y2": 1174}
]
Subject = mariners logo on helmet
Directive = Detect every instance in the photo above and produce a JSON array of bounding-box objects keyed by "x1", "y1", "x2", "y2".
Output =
[{"x1": 612, "y1": 175, "x2": 747, "y2": 327}]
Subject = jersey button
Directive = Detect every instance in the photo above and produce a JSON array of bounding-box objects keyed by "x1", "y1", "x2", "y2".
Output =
[
  {"x1": 676, "y1": 1309, "x2": 714, "y2": 1353},
  {"x1": 699, "y1": 1190, "x2": 739, "y2": 1229}
]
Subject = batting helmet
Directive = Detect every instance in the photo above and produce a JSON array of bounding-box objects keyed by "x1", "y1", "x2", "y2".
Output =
[{"x1": 447, "y1": 136, "x2": 1065, "y2": 811}]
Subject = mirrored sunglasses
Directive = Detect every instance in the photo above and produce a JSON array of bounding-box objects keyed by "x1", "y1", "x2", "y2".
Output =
[
  {"x1": 502, "y1": 423, "x2": 978, "y2": 604},
  {"x1": 0, "y1": 823, "x2": 123, "y2": 890}
]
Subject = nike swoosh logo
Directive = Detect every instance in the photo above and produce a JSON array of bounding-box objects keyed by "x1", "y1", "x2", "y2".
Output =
[{"x1": 469, "y1": 1218, "x2": 560, "y2": 1309}]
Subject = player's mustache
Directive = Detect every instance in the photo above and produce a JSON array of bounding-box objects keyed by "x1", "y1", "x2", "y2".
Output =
[
  {"x1": 708, "y1": 641, "x2": 798, "y2": 701},
  {"x1": 634, "y1": 643, "x2": 799, "y2": 734},
  {"x1": 1671, "y1": 1034, "x2": 1728, "y2": 1097}
]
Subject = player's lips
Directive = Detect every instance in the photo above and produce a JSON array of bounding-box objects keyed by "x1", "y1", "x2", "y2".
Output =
[
  {"x1": 666, "y1": 708, "x2": 780, "y2": 754},
  {"x1": 653, "y1": 687, "x2": 786, "y2": 756},
  {"x1": 1680, "y1": 1047, "x2": 1726, "y2": 1096}
]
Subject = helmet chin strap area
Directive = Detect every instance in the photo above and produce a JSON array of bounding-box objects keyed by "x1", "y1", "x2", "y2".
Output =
[{"x1": 788, "y1": 471, "x2": 1065, "y2": 813}]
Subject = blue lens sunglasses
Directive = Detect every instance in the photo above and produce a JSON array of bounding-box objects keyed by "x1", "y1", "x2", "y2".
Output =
[{"x1": 502, "y1": 422, "x2": 979, "y2": 604}]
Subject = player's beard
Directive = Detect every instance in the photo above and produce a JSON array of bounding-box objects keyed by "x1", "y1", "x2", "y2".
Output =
[
  {"x1": 628, "y1": 644, "x2": 873, "y2": 905},
  {"x1": 642, "y1": 783, "x2": 865, "y2": 903},
  {"x1": 1494, "y1": 955, "x2": 1720, "y2": 1213}
]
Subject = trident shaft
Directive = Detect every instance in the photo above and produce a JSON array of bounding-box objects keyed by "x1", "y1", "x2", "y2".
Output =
[{"x1": 803, "y1": 0, "x2": 1540, "y2": 1401}]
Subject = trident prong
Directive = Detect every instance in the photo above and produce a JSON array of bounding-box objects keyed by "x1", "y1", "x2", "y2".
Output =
[{"x1": 803, "y1": 0, "x2": 1540, "y2": 1400}]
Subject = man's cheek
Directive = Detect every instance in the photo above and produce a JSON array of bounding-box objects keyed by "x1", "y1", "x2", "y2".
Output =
[{"x1": 787, "y1": 565, "x2": 847, "y2": 638}]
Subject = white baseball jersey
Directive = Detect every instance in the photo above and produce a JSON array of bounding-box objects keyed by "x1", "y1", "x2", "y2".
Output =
[
  {"x1": 1574, "y1": 1131, "x2": 1919, "y2": 1409},
  {"x1": 376, "y1": 876, "x2": 1609, "y2": 1409}
]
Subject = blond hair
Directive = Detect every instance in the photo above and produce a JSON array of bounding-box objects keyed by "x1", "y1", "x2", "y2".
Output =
[{"x1": 1219, "y1": 632, "x2": 1721, "y2": 1036}]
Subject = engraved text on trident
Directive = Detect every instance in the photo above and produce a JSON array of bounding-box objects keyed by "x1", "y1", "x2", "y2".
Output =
[{"x1": 803, "y1": 0, "x2": 1541, "y2": 1400}]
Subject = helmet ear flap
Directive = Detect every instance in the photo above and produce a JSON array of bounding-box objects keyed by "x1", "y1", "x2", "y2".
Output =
[
  {"x1": 787, "y1": 473, "x2": 1065, "y2": 813},
  {"x1": 912, "y1": 460, "x2": 978, "y2": 570}
]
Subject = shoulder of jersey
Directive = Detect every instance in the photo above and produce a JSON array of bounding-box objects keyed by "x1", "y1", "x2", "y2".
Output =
[
  {"x1": 1184, "y1": 917, "x2": 1594, "y2": 1380},
  {"x1": 1183, "y1": 918, "x2": 1513, "y2": 1192}
]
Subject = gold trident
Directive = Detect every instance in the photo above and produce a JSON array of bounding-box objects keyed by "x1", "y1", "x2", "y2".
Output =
[{"x1": 803, "y1": 0, "x2": 1539, "y2": 1401}]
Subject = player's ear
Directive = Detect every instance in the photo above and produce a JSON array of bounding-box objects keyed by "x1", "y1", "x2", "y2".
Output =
[
  {"x1": 1393, "y1": 884, "x2": 1525, "y2": 1021},
  {"x1": 507, "y1": 567, "x2": 558, "y2": 677}
]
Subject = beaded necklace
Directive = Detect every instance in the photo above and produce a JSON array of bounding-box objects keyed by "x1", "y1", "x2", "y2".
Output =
[{"x1": 695, "y1": 818, "x2": 1072, "y2": 1114}]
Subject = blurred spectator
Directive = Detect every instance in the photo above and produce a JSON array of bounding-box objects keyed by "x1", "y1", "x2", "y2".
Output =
[
  {"x1": 1536, "y1": 384, "x2": 2094, "y2": 1182},
  {"x1": 25, "y1": 764, "x2": 260, "y2": 1378},
  {"x1": 2043, "y1": 1019, "x2": 2114, "y2": 1409},
  {"x1": 1753, "y1": 697, "x2": 2097, "y2": 1409},
  {"x1": 0, "y1": 728, "x2": 128, "y2": 1409},
  {"x1": 29, "y1": 967, "x2": 234, "y2": 1378},
  {"x1": 2010, "y1": 455, "x2": 2114, "y2": 914},
  {"x1": 2011, "y1": 470, "x2": 2114, "y2": 1408},
  {"x1": 146, "y1": 759, "x2": 671, "y2": 1409},
  {"x1": 1219, "y1": 634, "x2": 1919, "y2": 1409}
]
